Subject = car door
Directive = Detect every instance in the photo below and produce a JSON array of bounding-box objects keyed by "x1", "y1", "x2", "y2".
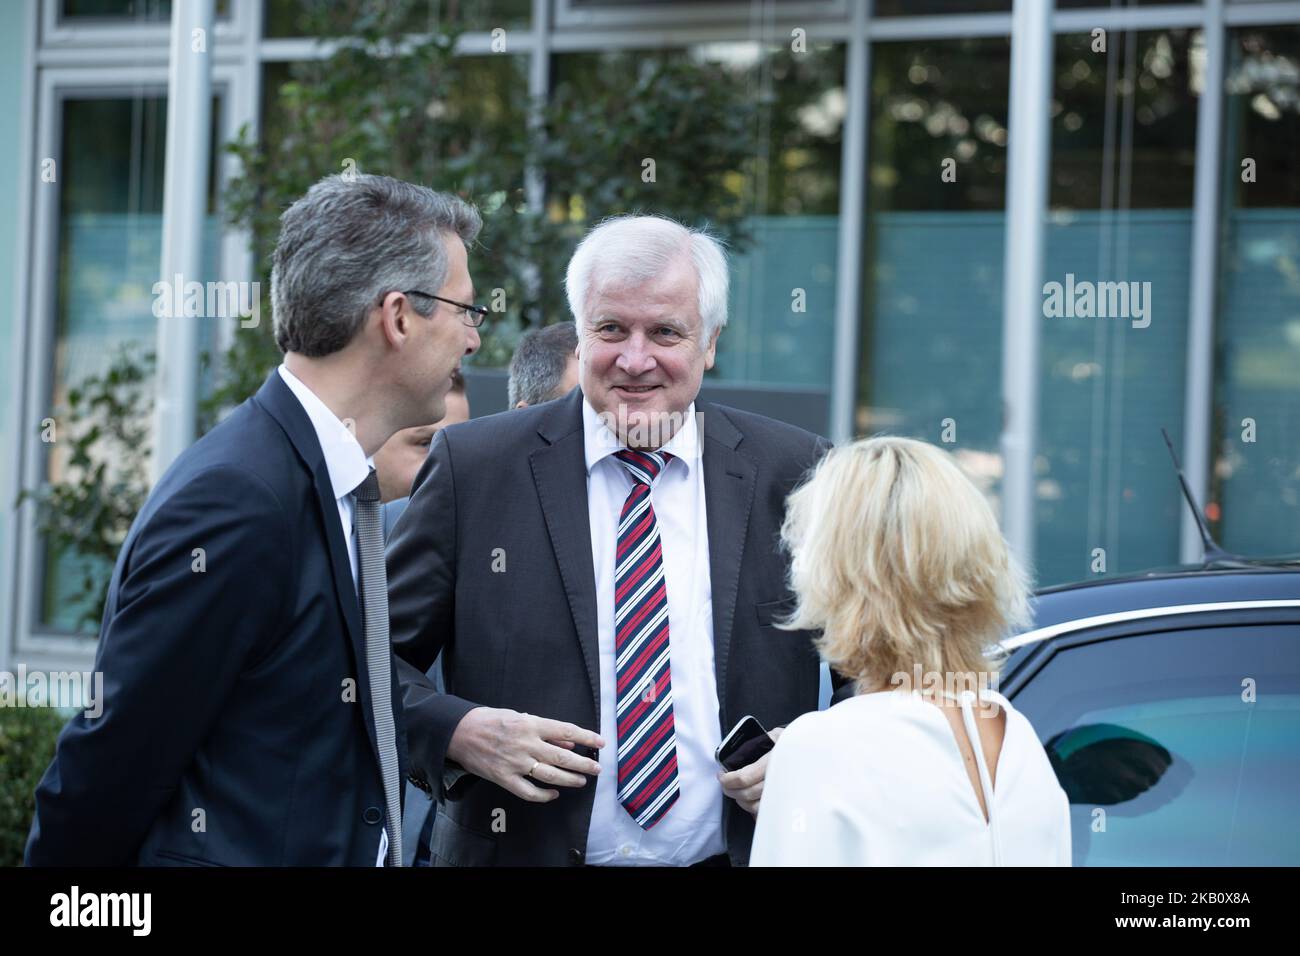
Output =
[{"x1": 1005, "y1": 616, "x2": 1300, "y2": 865}]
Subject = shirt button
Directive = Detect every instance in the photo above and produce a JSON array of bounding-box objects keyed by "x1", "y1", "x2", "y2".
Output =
[
  {"x1": 568, "y1": 847, "x2": 584, "y2": 865},
  {"x1": 620, "y1": 845, "x2": 632, "y2": 857}
]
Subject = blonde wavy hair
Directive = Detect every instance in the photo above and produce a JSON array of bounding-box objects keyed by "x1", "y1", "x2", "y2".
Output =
[{"x1": 778, "y1": 436, "x2": 1031, "y2": 693}]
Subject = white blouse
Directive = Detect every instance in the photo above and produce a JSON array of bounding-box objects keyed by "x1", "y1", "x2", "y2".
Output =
[{"x1": 750, "y1": 689, "x2": 1072, "y2": 866}]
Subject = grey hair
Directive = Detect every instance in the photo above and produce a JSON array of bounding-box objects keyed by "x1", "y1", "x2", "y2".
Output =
[
  {"x1": 271, "y1": 172, "x2": 482, "y2": 356},
  {"x1": 508, "y1": 322, "x2": 579, "y2": 408},
  {"x1": 564, "y1": 214, "x2": 729, "y2": 347}
]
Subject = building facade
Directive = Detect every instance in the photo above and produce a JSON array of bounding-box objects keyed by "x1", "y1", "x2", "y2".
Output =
[{"x1": 3, "y1": 0, "x2": 1299, "y2": 675}]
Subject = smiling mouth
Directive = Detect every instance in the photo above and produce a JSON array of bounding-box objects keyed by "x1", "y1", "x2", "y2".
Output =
[{"x1": 614, "y1": 385, "x2": 660, "y2": 393}]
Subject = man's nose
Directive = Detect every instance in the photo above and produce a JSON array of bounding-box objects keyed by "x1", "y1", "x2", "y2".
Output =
[
  {"x1": 465, "y1": 323, "x2": 481, "y2": 356},
  {"x1": 616, "y1": 338, "x2": 656, "y2": 375}
]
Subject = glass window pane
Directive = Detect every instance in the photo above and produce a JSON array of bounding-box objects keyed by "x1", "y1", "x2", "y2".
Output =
[
  {"x1": 60, "y1": 0, "x2": 230, "y2": 21},
  {"x1": 1036, "y1": 29, "x2": 1199, "y2": 586},
  {"x1": 264, "y1": 0, "x2": 531, "y2": 38},
  {"x1": 857, "y1": 37, "x2": 1010, "y2": 504},
  {"x1": 1211, "y1": 25, "x2": 1300, "y2": 558},
  {"x1": 548, "y1": 44, "x2": 845, "y2": 432},
  {"x1": 260, "y1": 55, "x2": 528, "y2": 190},
  {"x1": 1056, "y1": 1, "x2": 1196, "y2": 8},
  {"x1": 1012, "y1": 626, "x2": 1300, "y2": 866},
  {"x1": 873, "y1": 0, "x2": 1010, "y2": 14},
  {"x1": 41, "y1": 94, "x2": 223, "y2": 633}
]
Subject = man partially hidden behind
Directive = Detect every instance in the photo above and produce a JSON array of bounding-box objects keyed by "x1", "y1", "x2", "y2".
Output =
[
  {"x1": 386, "y1": 214, "x2": 849, "y2": 866},
  {"x1": 26, "y1": 173, "x2": 482, "y2": 866},
  {"x1": 376, "y1": 367, "x2": 471, "y2": 509},
  {"x1": 508, "y1": 321, "x2": 580, "y2": 409}
]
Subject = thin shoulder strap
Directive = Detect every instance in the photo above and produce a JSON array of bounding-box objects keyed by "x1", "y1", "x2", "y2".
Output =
[{"x1": 956, "y1": 692, "x2": 1004, "y2": 866}]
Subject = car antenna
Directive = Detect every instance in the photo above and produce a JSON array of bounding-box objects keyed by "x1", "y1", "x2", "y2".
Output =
[{"x1": 1160, "y1": 427, "x2": 1246, "y2": 567}]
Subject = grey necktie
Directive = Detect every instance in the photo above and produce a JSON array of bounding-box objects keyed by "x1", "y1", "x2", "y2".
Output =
[{"x1": 351, "y1": 468, "x2": 403, "y2": 867}]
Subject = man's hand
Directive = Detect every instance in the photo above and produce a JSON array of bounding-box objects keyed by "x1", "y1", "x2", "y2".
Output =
[
  {"x1": 718, "y1": 727, "x2": 784, "y2": 817},
  {"x1": 447, "y1": 707, "x2": 604, "y2": 802}
]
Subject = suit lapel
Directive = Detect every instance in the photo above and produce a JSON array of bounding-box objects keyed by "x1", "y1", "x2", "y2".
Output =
[
  {"x1": 530, "y1": 389, "x2": 602, "y2": 719},
  {"x1": 700, "y1": 403, "x2": 755, "y2": 726},
  {"x1": 527, "y1": 394, "x2": 758, "y2": 729},
  {"x1": 254, "y1": 370, "x2": 378, "y2": 765}
]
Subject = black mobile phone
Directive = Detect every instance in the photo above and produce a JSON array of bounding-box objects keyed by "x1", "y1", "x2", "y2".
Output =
[{"x1": 715, "y1": 715, "x2": 775, "y2": 771}]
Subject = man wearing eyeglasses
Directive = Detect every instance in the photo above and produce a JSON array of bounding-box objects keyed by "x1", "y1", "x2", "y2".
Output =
[{"x1": 26, "y1": 173, "x2": 482, "y2": 866}]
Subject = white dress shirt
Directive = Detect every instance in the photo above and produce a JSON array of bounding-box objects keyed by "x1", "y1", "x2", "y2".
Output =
[
  {"x1": 582, "y1": 398, "x2": 727, "y2": 866},
  {"x1": 750, "y1": 689, "x2": 1072, "y2": 866},
  {"x1": 276, "y1": 364, "x2": 388, "y2": 865},
  {"x1": 277, "y1": 365, "x2": 371, "y2": 585}
]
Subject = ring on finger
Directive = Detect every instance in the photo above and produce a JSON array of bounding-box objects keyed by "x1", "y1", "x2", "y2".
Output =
[{"x1": 527, "y1": 759, "x2": 540, "y2": 778}]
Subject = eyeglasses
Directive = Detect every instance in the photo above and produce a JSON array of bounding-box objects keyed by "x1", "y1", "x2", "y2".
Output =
[{"x1": 401, "y1": 290, "x2": 490, "y2": 328}]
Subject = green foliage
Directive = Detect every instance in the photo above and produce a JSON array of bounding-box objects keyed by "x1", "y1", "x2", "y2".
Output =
[
  {"x1": 215, "y1": 0, "x2": 759, "y2": 400},
  {"x1": 18, "y1": 347, "x2": 154, "y2": 632},
  {"x1": 0, "y1": 706, "x2": 67, "y2": 867},
  {"x1": 538, "y1": 53, "x2": 756, "y2": 233}
]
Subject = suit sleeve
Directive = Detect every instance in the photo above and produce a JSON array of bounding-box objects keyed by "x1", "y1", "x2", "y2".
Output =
[
  {"x1": 385, "y1": 428, "x2": 480, "y2": 799},
  {"x1": 25, "y1": 467, "x2": 290, "y2": 866}
]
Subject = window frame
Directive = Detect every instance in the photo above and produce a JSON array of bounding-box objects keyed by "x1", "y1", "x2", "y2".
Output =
[
  {"x1": 11, "y1": 61, "x2": 249, "y2": 664},
  {"x1": 1001, "y1": 600, "x2": 1300, "y2": 696},
  {"x1": 40, "y1": 0, "x2": 249, "y2": 50}
]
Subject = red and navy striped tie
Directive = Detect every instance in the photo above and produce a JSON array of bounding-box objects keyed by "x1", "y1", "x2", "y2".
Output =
[{"x1": 612, "y1": 448, "x2": 679, "y2": 829}]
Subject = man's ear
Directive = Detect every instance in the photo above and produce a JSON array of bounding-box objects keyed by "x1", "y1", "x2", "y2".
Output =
[
  {"x1": 377, "y1": 291, "x2": 411, "y2": 348},
  {"x1": 515, "y1": 400, "x2": 529, "y2": 409},
  {"x1": 703, "y1": 327, "x2": 720, "y2": 371}
]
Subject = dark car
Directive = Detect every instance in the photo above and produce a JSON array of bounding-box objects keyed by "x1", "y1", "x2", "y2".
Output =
[{"x1": 999, "y1": 564, "x2": 1300, "y2": 866}]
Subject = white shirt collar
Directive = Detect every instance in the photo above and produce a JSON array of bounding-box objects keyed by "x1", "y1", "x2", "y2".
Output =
[
  {"x1": 278, "y1": 364, "x2": 373, "y2": 501},
  {"x1": 581, "y1": 396, "x2": 701, "y2": 477}
]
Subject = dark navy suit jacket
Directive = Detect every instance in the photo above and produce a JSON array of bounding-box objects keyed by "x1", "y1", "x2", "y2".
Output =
[{"x1": 26, "y1": 370, "x2": 408, "y2": 866}]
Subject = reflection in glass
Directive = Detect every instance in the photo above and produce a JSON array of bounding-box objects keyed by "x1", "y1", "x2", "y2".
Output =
[
  {"x1": 263, "y1": 0, "x2": 531, "y2": 39},
  {"x1": 61, "y1": 0, "x2": 231, "y2": 20},
  {"x1": 1013, "y1": 625, "x2": 1300, "y2": 866},
  {"x1": 873, "y1": 0, "x2": 1010, "y2": 14},
  {"x1": 42, "y1": 96, "x2": 222, "y2": 632},
  {"x1": 1035, "y1": 30, "x2": 1198, "y2": 586},
  {"x1": 1211, "y1": 26, "x2": 1300, "y2": 558},
  {"x1": 1056, "y1": 0, "x2": 1195, "y2": 8},
  {"x1": 857, "y1": 37, "x2": 1010, "y2": 509}
]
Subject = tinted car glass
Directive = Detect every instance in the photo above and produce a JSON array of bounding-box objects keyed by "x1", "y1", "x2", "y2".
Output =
[{"x1": 1011, "y1": 624, "x2": 1300, "y2": 865}]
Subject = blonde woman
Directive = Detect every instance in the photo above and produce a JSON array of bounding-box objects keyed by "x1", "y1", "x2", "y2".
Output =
[{"x1": 750, "y1": 437, "x2": 1071, "y2": 866}]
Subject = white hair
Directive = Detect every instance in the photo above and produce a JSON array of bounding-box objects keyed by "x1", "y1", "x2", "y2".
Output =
[{"x1": 565, "y1": 215, "x2": 729, "y2": 347}]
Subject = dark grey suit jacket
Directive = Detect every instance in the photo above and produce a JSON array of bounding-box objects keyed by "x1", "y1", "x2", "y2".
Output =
[
  {"x1": 385, "y1": 496, "x2": 443, "y2": 866},
  {"x1": 385, "y1": 387, "x2": 847, "y2": 866}
]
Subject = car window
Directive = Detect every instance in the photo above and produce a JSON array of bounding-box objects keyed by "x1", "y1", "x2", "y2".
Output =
[{"x1": 1011, "y1": 624, "x2": 1300, "y2": 865}]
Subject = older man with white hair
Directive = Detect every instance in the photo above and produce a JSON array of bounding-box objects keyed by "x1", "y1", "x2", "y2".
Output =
[{"x1": 385, "y1": 214, "x2": 849, "y2": 866}]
